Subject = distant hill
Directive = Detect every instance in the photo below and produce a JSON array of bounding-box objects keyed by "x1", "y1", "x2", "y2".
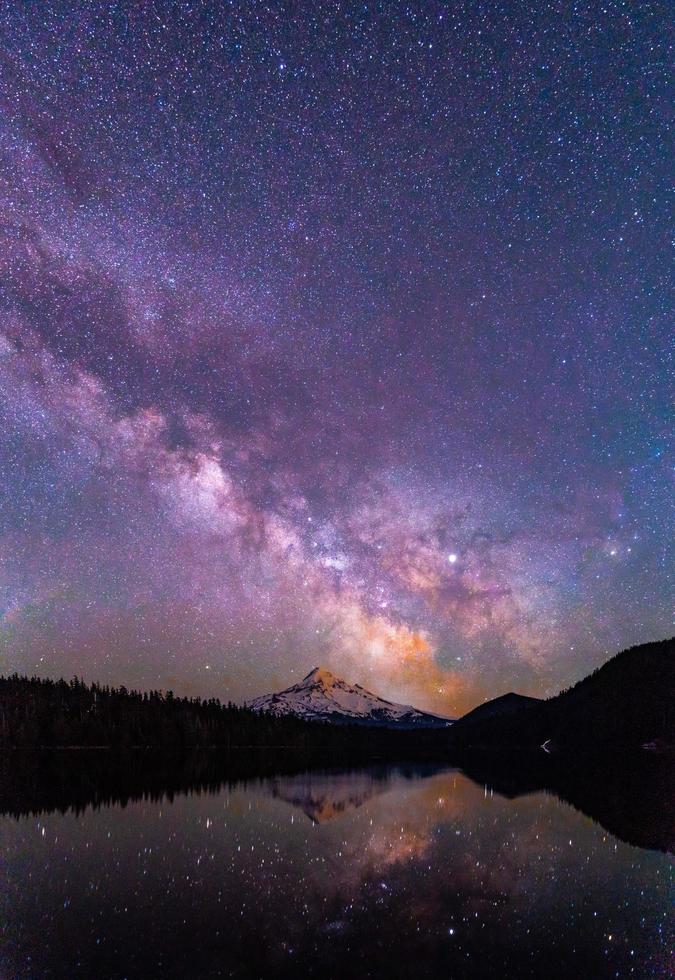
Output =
[
  {"x1": 449, "y1": 638, "x2": 674, "y2": 752},
  {"x1": 454, "y1": 692, "x2": 541, "y2": 726},
  {"x1": 247, "y1": 666, "x2": 453, "y2": 728}
]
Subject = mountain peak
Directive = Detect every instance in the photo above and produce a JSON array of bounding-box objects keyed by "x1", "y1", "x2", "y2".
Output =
[
  {"x1": 246, "y1": 668, "x2": 453, "y2": 728},
  {"x1": 301, "y1": 667, "x2": 338, "y2": 687}
]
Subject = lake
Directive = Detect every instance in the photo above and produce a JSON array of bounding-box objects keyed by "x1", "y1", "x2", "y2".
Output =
[{"x1": 0, "y1": 758, "x2": 672, "y2": 978}]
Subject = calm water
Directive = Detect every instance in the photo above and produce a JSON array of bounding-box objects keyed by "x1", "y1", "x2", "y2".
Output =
[{"x1": 1, "y1": 762, "x2": 672, "y2": 979}]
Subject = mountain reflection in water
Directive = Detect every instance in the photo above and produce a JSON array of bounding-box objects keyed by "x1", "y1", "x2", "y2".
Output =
[
  {"x1": 0, "y1": 751, "x2": 672, "y2": 979},
  {"x1": 268, "y1": 768, "x2": 399, "y2": 823}
]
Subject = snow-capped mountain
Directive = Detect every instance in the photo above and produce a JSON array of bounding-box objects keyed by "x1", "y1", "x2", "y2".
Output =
[{"x1": 246, "y1": 667, "x2": 453, "y2": 728}]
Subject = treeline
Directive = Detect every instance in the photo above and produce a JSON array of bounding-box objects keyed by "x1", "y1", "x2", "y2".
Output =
[
  {"x1": 0, "y1": 674, "x2": 445, "y2": 753},
  {"x1": 0, "y1": 675, "x2": 335, "y2": 748},
  {"x1": 450, "y1": 637, "x2": 674, "y2": 751}
]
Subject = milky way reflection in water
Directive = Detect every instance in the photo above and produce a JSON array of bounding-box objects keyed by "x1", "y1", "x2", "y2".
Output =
[{"x1": 1, "y1": 763, "x2": 672, "y2": 978}]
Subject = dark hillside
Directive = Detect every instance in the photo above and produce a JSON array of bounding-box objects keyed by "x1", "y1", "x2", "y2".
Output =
[
  {"x1": 455, "y1": 692, "x2": 541, "y2": 725},
  {"x1": 449, "y1": 638, "x2": 674, "y2": 752}
]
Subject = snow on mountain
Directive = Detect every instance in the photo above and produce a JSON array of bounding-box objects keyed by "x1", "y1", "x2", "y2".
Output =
[{"x1": 246, "y1": 667, "x2": 453, "y2": 728}]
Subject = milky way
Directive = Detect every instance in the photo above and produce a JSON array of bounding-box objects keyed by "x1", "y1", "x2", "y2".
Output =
[{"x1": 0, "y1": 2, "x2": 671, "y2": 713}]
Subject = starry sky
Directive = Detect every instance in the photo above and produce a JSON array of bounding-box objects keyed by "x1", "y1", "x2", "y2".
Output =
[{"x1": 0, "y1": 1, "x2": 671, "y2": 714}]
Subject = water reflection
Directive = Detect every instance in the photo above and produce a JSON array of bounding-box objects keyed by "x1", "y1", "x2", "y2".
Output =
[
  {"x1": 267, "y1": 762, "x2": 455, "y2": 824},
  {"x1": 0, "y1": 754, "x2": 672, "y2": 978},
  {"x1": 268, "y1": 767, "x2": 404, "y2": 823}
]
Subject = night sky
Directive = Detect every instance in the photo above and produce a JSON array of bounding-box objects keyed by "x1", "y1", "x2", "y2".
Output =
[{"x1": 0, "y1": 1, "x2": 671, "y2": 714}]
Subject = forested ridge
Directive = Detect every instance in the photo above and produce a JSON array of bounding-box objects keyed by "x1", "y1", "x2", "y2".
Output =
[
  {"x1": 0, "y1": 674, "x2": 445, "y2": 752},
  {"x1": 449, "y1": 637, "x2": 674, "y2": 750},
  {"x1": 0, "y1": 675, "x2": 338, "y2": 748}
]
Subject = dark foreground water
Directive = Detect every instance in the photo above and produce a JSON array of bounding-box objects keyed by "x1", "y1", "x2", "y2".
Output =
[{"x1": 0, "y1": 756, "x2": 672, "y2": 979}]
